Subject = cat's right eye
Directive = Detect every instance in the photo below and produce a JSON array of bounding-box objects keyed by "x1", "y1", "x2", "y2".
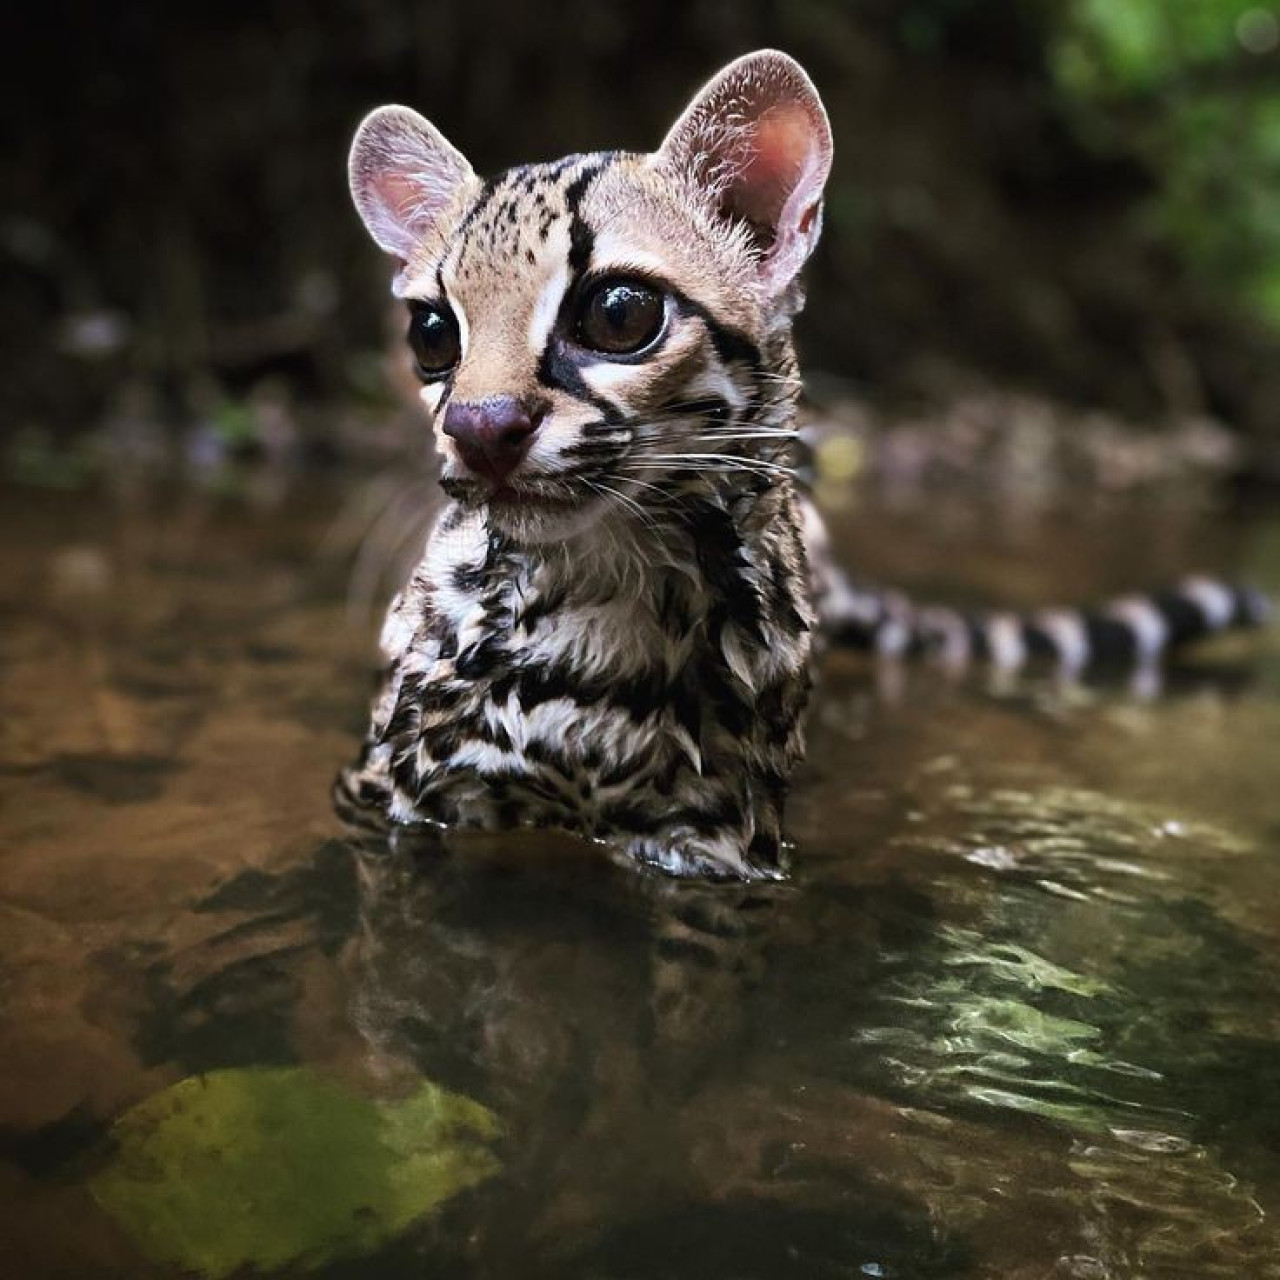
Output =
[
  {"x1": 575, "y1": 278, "x2": 666, "y2": 356},
  {"x1": 406, "y1": 302, "x2": 461, "y2": 379}
]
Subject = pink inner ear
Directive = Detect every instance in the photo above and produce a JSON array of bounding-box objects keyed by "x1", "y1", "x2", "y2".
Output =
[
  {"x1": 750, "y1": 105, "x2": 813, "y2": 188},
  {"x1": 656, "y1": 51, "x2": 832, "y2": 285},
  {"x1": 374, "y1": 171, "x2": 426, "y2": 233},
  {"x1": 731, "y1": 104, "x2": 818, "y2": 242}
]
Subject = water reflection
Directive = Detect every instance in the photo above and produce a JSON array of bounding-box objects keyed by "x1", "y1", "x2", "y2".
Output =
[
  {"x1": 150, "y1": 832, "x2": 962, "y2": 1277},
  {"x1": 346, "y1": 834, "x2": 963, "y2": 1276}
]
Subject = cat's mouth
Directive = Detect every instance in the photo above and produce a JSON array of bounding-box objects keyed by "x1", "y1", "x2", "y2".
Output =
[
  {"x1": 437, "y1": 473, "x2": 622, "y2": 543},
  {"x1": 440, "y1": 473, "x2": 581, "y2": 510},
  {"x1": 488, "y1": 483, "x2": 576, "y2": 510},
  {"x1": 485, "y1": 479, "x2": 612, "y2": 543}
]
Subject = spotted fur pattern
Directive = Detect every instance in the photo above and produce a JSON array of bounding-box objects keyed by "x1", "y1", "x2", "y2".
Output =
[{"x1": 338, "y1": 52, "x2": 1269, "y2": 880}]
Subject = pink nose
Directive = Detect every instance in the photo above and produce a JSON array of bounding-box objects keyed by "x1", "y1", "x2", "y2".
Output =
[{"x1": 442, "y1": 396, "x2": 540, "y2": 485}]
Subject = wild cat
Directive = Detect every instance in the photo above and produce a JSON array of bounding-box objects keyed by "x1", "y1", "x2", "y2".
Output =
[{"x1": 336, "y1": 50, "x2": 1268, "y2": 880}]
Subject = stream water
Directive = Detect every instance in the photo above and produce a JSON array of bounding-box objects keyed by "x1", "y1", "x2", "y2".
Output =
[{"x1": 2, "y1": 472, "x2": 1279, "y2": 1278}]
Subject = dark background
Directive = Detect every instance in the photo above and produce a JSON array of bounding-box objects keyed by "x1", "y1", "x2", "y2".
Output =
[{"x1": 6, "y1": 1, "x2": 1280, "y2": 479}]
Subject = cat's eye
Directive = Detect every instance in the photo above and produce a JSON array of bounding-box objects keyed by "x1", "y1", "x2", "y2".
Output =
[
  {"x1": 575, "y1": 278, "x2": 665, "y2": 355},
  {"x1": 407, "y1": 302, "x2": 461, "y2": 379}
]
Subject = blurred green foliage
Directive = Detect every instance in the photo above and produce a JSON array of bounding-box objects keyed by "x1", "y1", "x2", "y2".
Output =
[{"x1": 1054, "y1": 1, "x2": 1280, "y2": 325}]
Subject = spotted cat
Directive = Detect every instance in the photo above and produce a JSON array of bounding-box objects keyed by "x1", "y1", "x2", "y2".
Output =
[{"x1": 337, "y1": 50, "x2": 1268, "y2": 879}]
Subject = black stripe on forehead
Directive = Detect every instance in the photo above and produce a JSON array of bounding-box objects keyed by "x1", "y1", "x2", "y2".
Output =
[
  {"x1": 451, "y1": 153, "x2": 617, "y2": 274},
  {"x1": 562, "y1": 155, "x2": 616, "y2": 276},
  {"x1": 451, "y1": 170, "x2": 528, "y2": 273},
  {"x1": 453, "y1": 173, "x2": 506, "y2": 252},
  {"x1": 529, "y1": 155, "x2": 628, "y2": 415},
  {"x1": 542, "y1": 152, "x2": 591, "y2": 182}
]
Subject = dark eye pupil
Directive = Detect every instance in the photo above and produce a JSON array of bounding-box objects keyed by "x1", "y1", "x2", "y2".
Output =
[
  {"x1": 579, "y1": 280, "x2": 663, "y2": 354},
  {"x1": 407, "y1": 305, "x2": 460, "y2": 377},
  {"x1": 601, "y1": 288, "x2": 634, "y2": 330}
]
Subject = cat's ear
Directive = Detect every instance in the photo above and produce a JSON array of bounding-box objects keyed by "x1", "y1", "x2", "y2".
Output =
[
  {"x1": 348, "y1": 106, "x2": 476, "y2": 269},
  {"x1": 656, "y1": 50, "x2": 832, "y2": 294}
]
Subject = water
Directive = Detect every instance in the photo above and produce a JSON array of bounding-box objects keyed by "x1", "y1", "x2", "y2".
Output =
[{"x1": 2, "y1": 474, "x2": 1279, "y2": 1279}]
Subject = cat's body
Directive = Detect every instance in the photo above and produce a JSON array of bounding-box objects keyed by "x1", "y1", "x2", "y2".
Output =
[
  {"x1": 341, "y1": 474, "x2": 812, "y2": 878},
  {"x1": 338, "y1": 52, "x2": 1267, "y2": 879}
]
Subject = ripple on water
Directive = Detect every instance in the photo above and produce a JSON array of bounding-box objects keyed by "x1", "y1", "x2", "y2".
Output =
[
  {"x1": 827, "y1": 784, "x2": 1280, "y2": 1276},
  {"x1": 937, "y1": 784, "x2": 1254, "y2": 908}
]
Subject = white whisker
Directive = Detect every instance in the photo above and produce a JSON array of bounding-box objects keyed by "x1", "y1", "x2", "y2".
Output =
[
  {"x1": 624, "y1": 453, "x2": 796, "y2": 476},
  {"x1": 584, "y1": 477, "x2": 658, "y2": 530}
]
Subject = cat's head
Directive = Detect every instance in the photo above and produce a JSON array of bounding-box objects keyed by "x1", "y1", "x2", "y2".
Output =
[{"x1": 349, "y1": 50, "x2": 832, "y2": 542}]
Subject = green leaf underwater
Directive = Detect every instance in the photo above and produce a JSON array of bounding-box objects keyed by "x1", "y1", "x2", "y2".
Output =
[{"x1": 90, "y1": 1065, "x2": 503, "y2": 1277}]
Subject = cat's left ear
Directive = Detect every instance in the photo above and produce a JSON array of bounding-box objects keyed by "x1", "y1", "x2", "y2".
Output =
[{"x1": 655, "y1": 50, "x2": 833, "y2": 295}]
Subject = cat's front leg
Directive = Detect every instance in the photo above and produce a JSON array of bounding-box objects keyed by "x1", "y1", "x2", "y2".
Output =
[
  {"x1": 618, "y1": 783, "x2": 788, "y2": 881},
  {"x1": 623, "y1": 829, "x2": 787, "y2": 881}
]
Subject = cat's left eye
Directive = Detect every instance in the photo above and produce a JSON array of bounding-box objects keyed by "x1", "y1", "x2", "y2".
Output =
[{"x1": 575, "y1": 278, "x2": 665, "y2": 356}]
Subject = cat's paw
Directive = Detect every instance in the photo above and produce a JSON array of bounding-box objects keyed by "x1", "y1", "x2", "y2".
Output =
[{"x1": 622, "y1": 831, "x2": 786, "y2": 882}]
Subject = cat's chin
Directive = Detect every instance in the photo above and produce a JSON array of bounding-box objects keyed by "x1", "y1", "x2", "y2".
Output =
[{"x1": 483, "y1": 489, "x2": 609, "y2": 544}]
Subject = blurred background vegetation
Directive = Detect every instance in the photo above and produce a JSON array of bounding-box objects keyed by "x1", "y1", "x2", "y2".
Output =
[{"x1": 5, "y1": 0, "x2": 1280, "y2": 483}]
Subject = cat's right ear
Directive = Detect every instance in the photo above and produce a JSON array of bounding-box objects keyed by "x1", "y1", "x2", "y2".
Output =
[{"x1": 348, "y1": 106, "x2": 476, "y2": 273}]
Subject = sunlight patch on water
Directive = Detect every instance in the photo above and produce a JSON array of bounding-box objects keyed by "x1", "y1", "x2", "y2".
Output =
[
  {"x1": 935, "y1": 926, "x2": 1113, "y2": 997},
  {"x1": 854, "y1": 938, "x2": 1170, "y2": 1135}
]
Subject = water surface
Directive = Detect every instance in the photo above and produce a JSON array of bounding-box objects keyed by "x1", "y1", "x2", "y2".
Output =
[{"x1": 2, "y1": 474, "x2": 1279, "y2": 1278}]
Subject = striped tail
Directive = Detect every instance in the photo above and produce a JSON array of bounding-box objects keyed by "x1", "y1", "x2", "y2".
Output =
[{"x1": 818, "y1": 573, "x2": 1271, "y2": 675}]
